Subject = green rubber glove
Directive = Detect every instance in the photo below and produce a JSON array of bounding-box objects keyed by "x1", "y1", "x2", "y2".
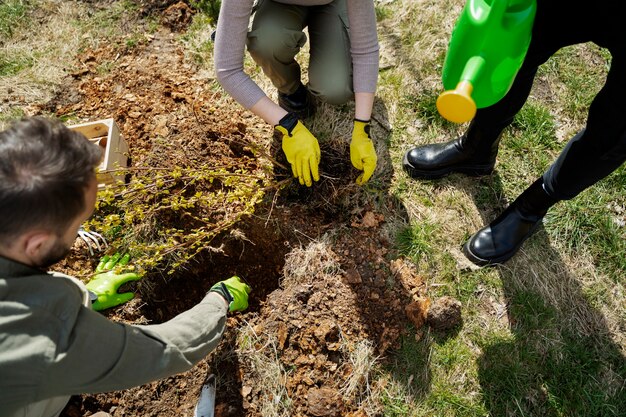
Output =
[
  {"x1": 86, "y1": 253, "x2": 142, "y2": 311},
  {"x1": 350, "y1": 119, "x2": 377, "y2": 185},
  {"x1": 275, "y1": 113, "x2": 321, "y2": 187},
  {"x1": 209, "y1": 276, "x2": 252, "y2": 312}
]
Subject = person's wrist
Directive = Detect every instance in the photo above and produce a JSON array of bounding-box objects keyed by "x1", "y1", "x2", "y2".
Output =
[
  {"x1": 207, "y1": 291, "x2": 230, "y2": 309},
  {"x1": 209, "y1": 282, "x2": 233, "y2": 310},
  {"x1": 275, "y1": 112, "x2": 299, "y2": 135},
  {"x1": 353, "y1": 119, "x2": 371, "y2": 138}
]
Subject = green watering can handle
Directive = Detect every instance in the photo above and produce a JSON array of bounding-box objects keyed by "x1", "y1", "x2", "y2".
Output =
[
  {"x1": 437, "y1": 0, "x2": 514, "y2": 123},
  {"x1": 487, "y1": 0, "x2": 511, "y2": 22}
]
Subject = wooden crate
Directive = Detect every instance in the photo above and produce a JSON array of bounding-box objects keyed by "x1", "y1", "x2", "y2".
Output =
[{"x1": 67, "y1": 119, "x2": 128, "y2": 187}]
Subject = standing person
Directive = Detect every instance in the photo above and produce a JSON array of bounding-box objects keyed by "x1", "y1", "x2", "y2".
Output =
[
  {"x1": 402, "y1": 1, "x2": 626, "y2": 266},
  {"x1": 214, "y1": 0, "x2": 379, "y2": 187},
  {"x1": 0, "y1": 117, "x2": 251, "y2": 417}
]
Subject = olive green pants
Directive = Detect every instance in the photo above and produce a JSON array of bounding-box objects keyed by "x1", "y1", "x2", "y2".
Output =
[{"x1": 246, "y1": 0, "x2": 353, "y2": 105}]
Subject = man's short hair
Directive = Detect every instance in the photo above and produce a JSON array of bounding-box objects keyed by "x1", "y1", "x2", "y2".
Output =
[{"x1": 0, "y1": 117, "x2": 103, "y2": 241}]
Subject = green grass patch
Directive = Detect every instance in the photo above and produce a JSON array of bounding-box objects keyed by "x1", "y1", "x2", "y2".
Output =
[
  {"x1": 478, "y1": 290, "x2": 626, "y2": 416},
  {"x1": 190, "y1": 0, "x2": 220, "y2": 24},
  {"x1": 432, "y1": 335, "x2": 475, "y2": 372},
  {"x1": 0, "y1": 50, "x2": 33, "y2": 76},
  {"x1": 555, "y1": 47, "x2": 608, "y2": 120},
  {"x1": 376, "y1": 5, "x2": 392, "y2": 22},
  {"x1": 380, "y1": 390, "x2": 414, "y2": 417},
  {"x1": 423, "y1": 390, "x2": 487, "y2": 417},
  {"x1": 396, "y1": 219, "x2": 439, "y2": 264},
  {"x1": 0, "y1": 0, "x2": 29, "y2": 40},
  {"x1": 96, "y1": 61, "x2": 115, "y2": 75},
  {"x1": 380, "y1": 71, "x2": 410, "y2": 105},
  {"x1": 539, "y1": 45, "x2": 609, "y2": 123},
  {"x1": 499, "y1": 101, "x2": 560, "y2": 180},
  {"x1": 74, "y1": 0, "x2": 143, "y2": 44},
  {"x1": 383, "y1": 328, "x2": 488, "y2": 417},
  {"x1": 471, "y1": 177, "x2": 506, "y2": 211},
  {"x1": 509, "y1": 101, "x2": 559, "y2": 152},
  {"x1": 0, "y1": 107, "x2": 25, "y2": 127},
  {"x1": 180, "y1": 12, "x2": 215, "y2": 68},
  {"x1": 387, "y1": 326, "x2": 433, "y2": 396},
  {"x1": 447, "y1": 269, "x2": 492, "y2": 302},
  {"x1": 547, "y1": 184, "x2": 626, "y2": 281},
  {"x1": 404, "y1": 90, "x2": 455, "y2": 130}
]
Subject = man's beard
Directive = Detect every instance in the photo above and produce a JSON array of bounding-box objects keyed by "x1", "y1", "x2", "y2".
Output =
[{"x1": 35, "y1": 240, "x2": 72, "y2": 269}]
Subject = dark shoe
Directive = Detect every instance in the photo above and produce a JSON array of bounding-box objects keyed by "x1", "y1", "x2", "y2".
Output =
[
  {"x1": 463, "y1": 178, "x2": 559, "y2": 266},
  {"x1": 403, "y1": 140, "x2": 496, "y2": 179},
  {"x1": 278, "y1": 84, "x2": 315, "y2": 120},
  {"x1": 402, "y1": 121, "x2": 503, "y2": 179}
]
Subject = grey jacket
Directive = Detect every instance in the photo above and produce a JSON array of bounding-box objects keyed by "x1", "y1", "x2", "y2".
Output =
[{"x1": 0, "y1": 256, "x2": 227, "y2": 417}]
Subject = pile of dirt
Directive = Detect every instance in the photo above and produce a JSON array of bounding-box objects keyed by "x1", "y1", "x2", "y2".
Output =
[
  {"x1": 42, "y1": 25, "x2": 285, "y2": 417},
  {"x1": 234, "y1": 209, "x2": 435, "y2": 416},
  {"x1": 50, "y1": 37, "x2": 269, "y2": 171}
]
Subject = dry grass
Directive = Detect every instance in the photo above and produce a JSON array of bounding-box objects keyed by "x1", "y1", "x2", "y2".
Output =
[
  {"x1": 0, "y1": 1, "x2": 90, "y2": 124},
  {"x1": 340, "y1": 339, "x2": 382, "y2": 415},
  {"x1": 237, "y1": 322, "x2": 293, "y2": 417},
  {"x1": 282, "y1": 234, "x2": 343, "y2": 285}
]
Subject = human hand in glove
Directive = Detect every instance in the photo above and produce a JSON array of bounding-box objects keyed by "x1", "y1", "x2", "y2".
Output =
[
  {"x1": 274, "y1": 112, "x2": 320, "y2": 187},
  {"x1": 350, "y1": 119, "x2": 377, "y2": 185},
  {"x1": 86, "y1": 253, "x2": 142, "y2": 311},
  {"x1": 209, "y1": 276, "x2": 251, "y2": 312}
]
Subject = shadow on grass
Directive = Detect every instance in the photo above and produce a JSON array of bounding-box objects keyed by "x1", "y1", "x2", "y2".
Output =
[{"x1": 458, "y1": 173, "x2": 626, "y2": 417}]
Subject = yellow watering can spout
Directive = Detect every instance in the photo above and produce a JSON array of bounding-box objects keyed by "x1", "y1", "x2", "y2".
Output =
[
  {"x1": 437, "y1": 81, "x2": 476, "y2": 124},
  {"x1": 437, "y1": 55, "x2": 486, "y2": 123}
]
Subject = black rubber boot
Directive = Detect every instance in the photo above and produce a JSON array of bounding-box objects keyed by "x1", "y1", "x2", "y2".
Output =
[
  {"x1": 278, "y1": 83, "x2": 315, "y2": 120},
  {"x1": 402, "y1": 121, "x2": 504, "y2": 179},
  {"x1": 463, "y1": 178, "x2": 559, "y2": 266}
]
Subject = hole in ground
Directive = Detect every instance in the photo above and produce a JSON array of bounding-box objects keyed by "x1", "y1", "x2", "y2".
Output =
[
  {"x1": 133, "y1": 213, "x2": 290, "y2": 323},
  {"x1": 63, "y1": 206, "x2": 297, "y2": 417},
  {"x1": 271, "y1": 136, "x2": 362, "y2": 224}
]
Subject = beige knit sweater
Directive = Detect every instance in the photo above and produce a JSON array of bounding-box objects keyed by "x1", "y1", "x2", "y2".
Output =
[{"x1": 214, "y1": 0, "x2": 379, "y2": 109}]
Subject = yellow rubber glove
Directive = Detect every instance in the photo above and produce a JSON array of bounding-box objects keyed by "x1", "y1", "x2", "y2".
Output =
[
  {"x1": 350, "y1": 119, "x2": 377, "y2": 185},
  {"x1": 275, "y1": 113, "x2": 321, "y2": 187}
]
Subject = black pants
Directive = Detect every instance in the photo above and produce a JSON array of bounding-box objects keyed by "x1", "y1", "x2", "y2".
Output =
[{"x1": 473, "y1": 1, "x2": 626, "y2": 200}]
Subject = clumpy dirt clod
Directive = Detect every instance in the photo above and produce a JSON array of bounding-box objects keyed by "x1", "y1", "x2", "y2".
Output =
[
  {"x1": 307, "y1": 387, "x2": 344, "y2": 417},
  {"x1": 426, "y1": 296, "x2": 463, "y2": 331},
  {"x1": 405, "y1": 297, "x2": 431, "y2": 329}
]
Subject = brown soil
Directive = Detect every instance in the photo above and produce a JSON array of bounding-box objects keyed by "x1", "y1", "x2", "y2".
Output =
[
  {"x1": 426, "y1": 296, "x2": 463, "y2": 331},
  {"x1": 35, "y1": 11, "x2": 446, "y2": 417}
]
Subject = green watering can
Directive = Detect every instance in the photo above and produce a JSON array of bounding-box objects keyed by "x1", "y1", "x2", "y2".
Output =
[{"x1": 437, "y1": 0, "x2": 537, "y2": 123}]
